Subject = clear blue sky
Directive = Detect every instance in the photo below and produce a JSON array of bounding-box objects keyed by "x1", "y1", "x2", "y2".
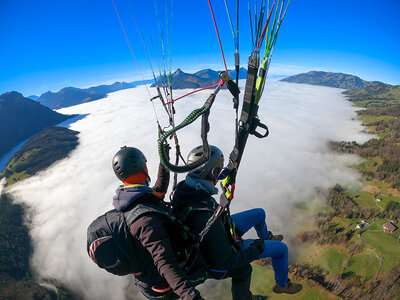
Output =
[{"x1": 1, "y1": 0, "x2": 399, "y2": 96}]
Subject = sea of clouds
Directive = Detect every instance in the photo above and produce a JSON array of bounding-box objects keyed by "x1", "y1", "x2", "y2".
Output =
[{"x1": 6, "y1": 81, "x2": 372, "y2": 299}]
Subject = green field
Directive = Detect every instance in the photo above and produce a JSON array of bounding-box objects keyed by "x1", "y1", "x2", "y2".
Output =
[
  {"x1": 358, "y1": 114, "x2": 396, "y2": 138},
  {"x1": 330, "y1": 216, "x2": 357, "y2": 230},
  {"x1": 297, "y1": 244, "x2": 349, "y2": 275},
  {"x1": 358, "y1": 115, "x2": 397, "y2": 124},
  {"x1": 366, "y1": 219, "x2": 387, "y2": 231},
  {"x1": 354, "y1": 191, "x2": 379, "y2": 210},
  {"x1": 358, "y1": 157, "x2": 382, "y2": 173},
  {"x1": 343, "y1": 250, "x2": 380, "y2": 280},
  {"x1": 362, "y1": 231, "x2": 400, "y2": 272},
  {"x1": 203, "y1": 263, "x2": 340, "y2": 300},
  {"x1": 345, "y1": 179, "x2": 400, "y2": 211}
]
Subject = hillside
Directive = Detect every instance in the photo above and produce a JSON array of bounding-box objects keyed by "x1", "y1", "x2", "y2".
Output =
[
  {"x1": 37, "y1": 81, "x2": 136, "y2": 109},
  {"x1": 344, "y1": 83, "x2": 400, "y2": 110},
  {"x1": 0, "y1": 92, "x2": 72, "y2": 158},
  {"x1": 281, "y1": 71, "x2": 382, "y2": 89},
  {"x1": 151, "y1": 67, "x2": 247, "y2": 89},
  {"x1": 337, "y1": 84, "x2": 400, "y2": 188},
  {"x1": 1, "y1": 126, "x2": 79, "y2": 186},
  {"x1": 38, "y1": 87, "x2": 106, "y2": 109},
  {"x1": 209, "y1": 79, "x2": 400, "y2": 299},
  {"x1": 0, "y1": 125, "x2": 79, "y2": 297},
  {"x1": 0, "y1": 192, "x2": 76, "y2": 299},
  {"x1": 293, "y1": 80, "x2": 400, "y2": 299}
]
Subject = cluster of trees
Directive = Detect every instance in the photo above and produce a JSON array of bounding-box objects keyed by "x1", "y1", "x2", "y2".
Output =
[
  {"x1": 1, "y1": 127, "x2": 79, "y2": 184},
  {"x1": 328, "y1": 185, "x2": 378, "y2": 219},
  {"x1": 332, "y1": 135, "x2": 400, "y2": 190},
  {"x1": 0, "y1": 193, "x2": 32, "y2": 279},
  {"x1": 290, "y1": 264, "x2": 400, "y2": 300},
  {"x1": 299, "y1": 183, "x2": 399, "y2": 247},
  {"x1": 298, "y1": 212, "x2": 356, "y2": 245},
  {"x1": 344, "y1": 83, "x2": 400, "y2": 106},
  {"x1": 338, "y1": 84, "x2": 400, "y2": 191},
  {"x1": 385, "y1": 201, "x2": 400, "y2": 219},
  {"x1": 0, "y1": 192, "x2": 75, "y2": 299}
]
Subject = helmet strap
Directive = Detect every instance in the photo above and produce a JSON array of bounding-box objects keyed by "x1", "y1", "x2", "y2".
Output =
[{"x1": 143, "y1": 170, "x2": 151, "y2": 186}]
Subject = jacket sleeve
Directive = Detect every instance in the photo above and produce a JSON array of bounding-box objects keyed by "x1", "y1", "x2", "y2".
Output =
[
  {"x1": 130, "y1": 214, "x2": 200, "y2": 300},
  {"x1": 152, "y1": 162, "x2": 170, "y2": 194},
  {"x1": 198, "y1": 214, "x2": 261, "y2": 271}
]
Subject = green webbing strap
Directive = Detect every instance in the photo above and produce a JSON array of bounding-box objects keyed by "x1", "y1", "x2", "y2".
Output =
[
  {"x1": 254, "y1": 58, "x2": 269, "y2": 104},
  {"x1": 158, "y1": 82, "x2": 223, "y2": 173},
  {"x1": 158, "y1": 106, "x2": 208, "y2": 172}
]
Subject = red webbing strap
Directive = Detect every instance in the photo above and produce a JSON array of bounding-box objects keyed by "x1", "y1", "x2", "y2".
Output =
[{"x1": 164, "y1": 81, "x2": 222, "y2": 105}]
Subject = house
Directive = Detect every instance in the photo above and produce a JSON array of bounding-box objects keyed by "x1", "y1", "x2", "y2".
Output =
[
  {"x1": 356, "y1": 220, "x2": 369, "y2": 229},
  {"x1": 382, "y1": 221, "x2": 398, "y2": 233},
  {"x1": 375, "y1": 198, "x2": 382, "y2": 202}
]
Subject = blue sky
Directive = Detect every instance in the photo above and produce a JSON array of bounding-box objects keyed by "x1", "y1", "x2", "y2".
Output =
[{"x1": 0, "y1": 0, "x2": 399, "y2": 96}]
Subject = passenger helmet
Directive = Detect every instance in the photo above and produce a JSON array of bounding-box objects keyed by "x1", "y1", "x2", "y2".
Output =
[
  {"x1": 112, "y1": 146, "x2": 147, "y2": 181},
  {"x1": 187, "y1": 145, "x2": 224, "y2": 180}
]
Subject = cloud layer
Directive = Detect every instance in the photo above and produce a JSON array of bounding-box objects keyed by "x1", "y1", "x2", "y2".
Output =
[{"x1": 8, "y1": 81, "x2": 371, "y2": 299}]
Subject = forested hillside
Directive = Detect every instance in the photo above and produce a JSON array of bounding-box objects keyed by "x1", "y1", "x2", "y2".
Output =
[
  {"x1": 1, "y1": 126, "x2": 79, "y2": 186},
  {"x1": 281, "y1": 71, "x2": 381, "y2": 89},
  {"x1": 0, "y1": 92, "x2": 71, "y2": 157}
]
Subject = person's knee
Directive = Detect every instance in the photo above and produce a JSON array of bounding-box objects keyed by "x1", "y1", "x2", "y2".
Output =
[
  {"x1": 254, "y1": 208, "x2": 266, "y2": 222},
  {"x1": 281, "y1": 242, "x2": 288, "y2": 257}
]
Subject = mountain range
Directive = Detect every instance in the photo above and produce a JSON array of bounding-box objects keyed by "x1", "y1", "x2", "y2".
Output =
[
  {"x1": 151, "y1": 68, "x2": 248, "y2": 89},
  {"x1": 37, "y1": 81, "x2": 138, "y2": 109},
  {"x1": 0, "y1": 92, "x2": 72, "y2": 158},
  {"x1": 31, "y1": 68, "x2": 247, "y2": 111},
  {"x1": 281, "y1": 71, "x2": 382, "y2": 90}
]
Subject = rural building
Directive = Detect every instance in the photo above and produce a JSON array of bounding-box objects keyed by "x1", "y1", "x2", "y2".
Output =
[
  {"x1": 356, "y1": 220, "x2": 369, "y2": 229},
  {"x1": 375, "y1": 198, "x2": 382, "y2": 202},
  {"x1": 382, "y1": 221, "x2": 398, "y2": 233}
]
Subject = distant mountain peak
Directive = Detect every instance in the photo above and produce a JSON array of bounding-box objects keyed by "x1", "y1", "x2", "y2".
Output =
[
  {"x1": 173, "y1": 68, "x2": 185, "y2": 75},
  {"x1": 0, "y1": 92, "x2": 71, "y2": 158},
  {"x1": 1, "y1": 91, "x2": 24, "y2": 100},
  {"x1": 281, "y1": 71, "x2": 382, "y2": 90},
  {"x1": 37, "y1": 81, "x2": 136, "y2": 109}
]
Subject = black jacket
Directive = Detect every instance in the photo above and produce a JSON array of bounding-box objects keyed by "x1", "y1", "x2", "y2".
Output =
[
  {"x1": 171, "y1": 180, "x2": 261, "y2": 274},
  {"x1": 112, "y1": 164, "x2": 201, "y2": 300}
]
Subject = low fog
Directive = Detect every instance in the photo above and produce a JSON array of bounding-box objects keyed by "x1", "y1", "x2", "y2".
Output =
[{"x1": 7, "y1": 81, "x2": 371, "y2": 299}]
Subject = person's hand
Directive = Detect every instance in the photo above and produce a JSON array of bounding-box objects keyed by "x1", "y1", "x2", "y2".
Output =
[
  {"x1": 251, "y1": 239, "x2": 265, "y2": 254},
  {"x1": 188, "y1": 288, "x2": 204, "y2": 300},
  {"x1": 163, "y1": 143, "x2": 171, "y2": 160}
]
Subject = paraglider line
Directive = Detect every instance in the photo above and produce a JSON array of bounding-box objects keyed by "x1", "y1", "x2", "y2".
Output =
[
  {"x1": 111, "y1": 0, "x2": 151, "y2": 96},
  {"x1": 254, "y1": 0, "x2": 277, "y2": 54},
  {"x1": 207, "y1": 0, "x2": 228, "y2": 72},
  {"x1": 111, "y1": 0, "x2": 160, "y2": 122},
  {"x1": 164, "y1": 81, "x2": 222, "y2": 105}
]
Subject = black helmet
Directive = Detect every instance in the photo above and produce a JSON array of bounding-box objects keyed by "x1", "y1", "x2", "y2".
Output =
[
  {"x1": 112, "y1": 146, "x2": 147, "y2": 181},
  {"x1": 187, "y1": 145, "x2": 224, "y2": 180}
]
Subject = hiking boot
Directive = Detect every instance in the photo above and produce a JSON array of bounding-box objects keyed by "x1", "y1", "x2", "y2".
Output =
[
  {"x1": 268, "y1": 231, "x2": 283, "y2": 241},
  {"x1": 273, "y1": 279, "x2": 303, "y2": 294}
]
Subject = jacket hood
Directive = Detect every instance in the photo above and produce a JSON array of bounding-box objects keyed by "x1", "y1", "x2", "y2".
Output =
[
  {"x1": 112, "y1": 185, "x2": 153, "y2": 211},
  {"x1": 172, "y1": 180, "x2": 211, "y2": 210},
  {"x1": 185, "y1": 174, "x2": 218, "y2": 195}
]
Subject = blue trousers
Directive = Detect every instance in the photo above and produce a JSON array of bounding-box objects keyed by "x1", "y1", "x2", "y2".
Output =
[{"x1": 231, "y1": 208, "x2": 288, "y2": 288}]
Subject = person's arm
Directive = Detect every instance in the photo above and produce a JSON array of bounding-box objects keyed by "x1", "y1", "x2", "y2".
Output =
[
  {"x1": 152, "y1": 144, "x2": 170, "y2": 193},
  {"x1": 196, "y1": 213, "x2": 262, "y2": 271},
  {"x1": 131, "y1": 214, "x2": 202, "y2": 300}
]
